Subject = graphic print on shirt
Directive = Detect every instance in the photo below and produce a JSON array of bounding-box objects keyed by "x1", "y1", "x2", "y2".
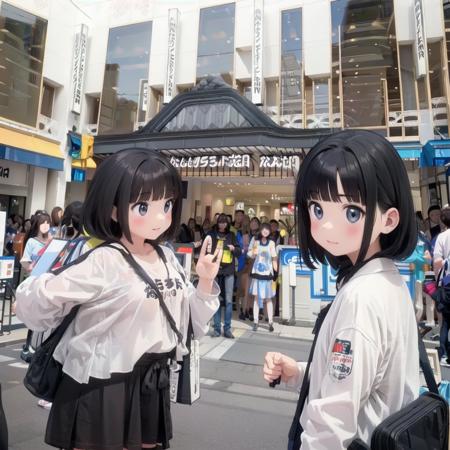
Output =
[
  {"x1": 329, "y1": 338, "x2": 353, "y2": 381},
  {"x1": 144, "y1": 277, "x2": 184, "y2": 301},
  {"x1": 255, "y1": 247, "x2": 272, "y2": 275}
]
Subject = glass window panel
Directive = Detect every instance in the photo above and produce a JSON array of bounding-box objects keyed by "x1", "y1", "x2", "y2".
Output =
[
  {"x1": 428, "y1": 40, "x2": 448, "y2": 133},
  {"x1": 280, "y1": 8, "x2": 302, "y2": 128},
  {"x1": 196, "y1": 3, "x2": 235, "y2": 84},
  {"x1": 331, "y1": 0, "x2": 399, "y2": 129},
  {"x1": 0, "y1": 3, "x2": 47, "y2": 127},
  {"x1": 98, "y1": 21, "x2": 152, "y2": 135},
  {"x1": 40, "y1": 83, "x2": 54, "y2": 118}
]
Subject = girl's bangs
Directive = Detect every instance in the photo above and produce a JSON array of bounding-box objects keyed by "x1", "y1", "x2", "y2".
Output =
[
  {"x1": 130, "y1": 159, "x2": 180, "y2": 203},
  {"x1": 302, "y1": 148, "x2": 365, "y2": 205}
]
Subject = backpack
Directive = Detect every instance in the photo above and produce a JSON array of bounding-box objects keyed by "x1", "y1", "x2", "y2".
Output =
[{"x1": 433, "y1": 260, "x2": 450, "y2": 315}]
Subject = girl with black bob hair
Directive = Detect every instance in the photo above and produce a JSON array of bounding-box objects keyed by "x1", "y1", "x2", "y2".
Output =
[
  {"x1": 16, "y1": 148, "x2": 221, "y2": 450},
  {"x1": 263, "y1": 130, "x2": 420, "y2": 449}
]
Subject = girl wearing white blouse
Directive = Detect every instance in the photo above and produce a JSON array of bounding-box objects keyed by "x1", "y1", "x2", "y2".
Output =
[
  {"x1": 15, "y1": 149, "x2": 222, "y2": 450},
  {"x1": 263, "y1": 130, "x2": 420, "y2": 449}
]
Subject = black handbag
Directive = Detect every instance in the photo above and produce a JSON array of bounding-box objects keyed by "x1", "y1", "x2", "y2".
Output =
[{"x1": 23, "y1": 242, "x2": 117, "y2": 401}]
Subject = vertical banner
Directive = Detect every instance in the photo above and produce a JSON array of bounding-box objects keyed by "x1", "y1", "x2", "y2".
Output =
[
  {"x1": 71, "y1": 24, "x2": 88, "y2": 114},
  {"x1": 413, "y1": 0, "x2": 427, "y2": 78},
  {"x1": 252, "y1": 0, "x2": 263, "y2": 105},
  {"x1": 164, "y1": 8, "x2": 179, "y2": 104}
]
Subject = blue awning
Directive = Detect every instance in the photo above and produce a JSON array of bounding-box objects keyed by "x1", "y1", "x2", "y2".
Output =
[
  {"x1": 0, "y1": 144, "x2": 64, "y2": 171},
  {"x1": 420, "y1": 139, "x2": 450, "y2": 167},
  {"x1": 393, "y1": 142, "x2": 422, "y2": 160}
]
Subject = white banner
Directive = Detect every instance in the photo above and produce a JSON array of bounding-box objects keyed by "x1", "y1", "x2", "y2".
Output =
[
  {"x1": 164, "y1": 9, "x2": 179, "y2": 104},
  {"x1": 414, "y1": 0, "x2": 427, "y2": 79},
  {"x1": 71, "y1": 24, "x2": 88, "y2": 114},
  {"x1": 252, "y1": 0, "x2": 263, "y2": 105}
]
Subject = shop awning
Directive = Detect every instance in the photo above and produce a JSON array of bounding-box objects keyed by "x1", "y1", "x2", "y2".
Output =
[
  {"x1": 420, "y1": 139, "x2": 450, "y2": 167},
  {"x1": 393, "y1": 142, "x2": 422, "y2": 160},
  {"x1": 0, "y1": 126, "x2": 65, "y2": 171}
]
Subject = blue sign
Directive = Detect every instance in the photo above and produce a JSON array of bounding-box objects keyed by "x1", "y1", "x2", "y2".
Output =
[
  {"x1": 71, "y1": 168, "x2": 86, "y2": 182},
  {"x1": 279, "y1": 246, "x2": 415, "y2": 302}
]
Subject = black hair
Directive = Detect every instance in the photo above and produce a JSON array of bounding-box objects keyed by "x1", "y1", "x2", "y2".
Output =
[
  {"x1": 295, "y1": 129, "x2": 417, "y2": 286},
  {"x1": 235, "y1": 210, "x2": 244, "y2": 215},
  {"x1": 62, "y1": 201, "x2": 84, "y2": 236},
  {"x1": 25, "y1": 212, "x2": 51, "y2": 246},
  {"x1": 216, "y1": 213, "x2": 231, "y2": 234},
  {"x1": 257, "y1": 222, "x2": 271, "y2": 241},
  {"x1": 51, "y1": 206, "x2": 63, "y2": 227},
  {"x1": 83, "y1": 148, "x2": 182, "y2": 245},
  {"x1": 428, "y1": 204, "x2": 441, "y2": 216},
  {"x1": 441, "y1": 207, "x2": 450, "y2": 228}
]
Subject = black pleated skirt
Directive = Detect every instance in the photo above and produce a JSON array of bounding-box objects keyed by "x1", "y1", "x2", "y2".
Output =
[{"x1": 45, "y1": 351, "x2": 175, "y2": 450}]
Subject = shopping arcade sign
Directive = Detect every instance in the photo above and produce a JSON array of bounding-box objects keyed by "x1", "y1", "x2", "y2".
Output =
[{"x1": 169, "y1": 154, "x2": 301, "y2": 178}]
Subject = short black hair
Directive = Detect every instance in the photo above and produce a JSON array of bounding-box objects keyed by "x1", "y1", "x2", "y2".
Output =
[
  {"x1": 83, "y1": 148, "x2": 182, "y2": 244},
  {"x1": 428, "y1": 204, "x2": 441, "y2": 216},
  {"x1": 441, "y1": 207, "x2": 450, "y2": 228},
  {"x1": 62, "y1": 201, "x2": 83, "y2": 233},
  {"x1": 295, "y1": 129, "x2": 417, "y2": 285},
  {"x1": 270, "y1": 219, "x2": 279, "y2": 225},
  {"x1": 235, "y1": 210, "x2": 244, "y2": 215}
]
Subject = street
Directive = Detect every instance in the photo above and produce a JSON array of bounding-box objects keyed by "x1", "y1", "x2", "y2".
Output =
[{"x1": 1, "y1": 328, "x2": 312, "y2": 450}]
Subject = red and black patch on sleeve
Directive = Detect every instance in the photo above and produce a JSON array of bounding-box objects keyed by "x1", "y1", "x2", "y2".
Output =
[{"x1": 329, "y1": 338, "x2": 353, "y2": 381}]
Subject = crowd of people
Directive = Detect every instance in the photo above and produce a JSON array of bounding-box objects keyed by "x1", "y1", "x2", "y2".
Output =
[{"x1": 177, "y1": 211, "x2": 288, "y2": 337}]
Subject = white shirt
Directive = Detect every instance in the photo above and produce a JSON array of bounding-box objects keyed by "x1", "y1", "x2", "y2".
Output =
[
  {"x1": 16, "y1": 245, "x2": 220, "y2": 384},
  {"x1": 434, "y1": 228, "x2": 450, "y2": 261},
  {"x1": 247, "y1": 238, "x2": 277, "y2": 277},
  {"x1": 289, "y1": 258, "x2": 420, "y2": 449},
  {"x1": 20, "y1": 237, "x2": 46, "y2": 264}
]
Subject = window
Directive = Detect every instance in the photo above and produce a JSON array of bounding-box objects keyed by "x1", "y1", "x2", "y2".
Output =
[
  {"x1": 428, "y1": 41, "x2": 448, "y2": 134},
  {"x1": 399, "y1": 45, "x2": 419, "y2": 136},
  {"x1": 98, "y1": 21, "x2": 152, "y2": 135},
  {"x1": 331, "y1": 0, "x2": 400, "y2": 129},
  {"x1": 196, "y1": 3, "x2": 235, "y2": 85},
  {"x1": 280, "y1": 8, "x2": 302, "y2": 128},
  {"x1": 0, "y1": 3, "x2": 47, "y2": 127},
  {"x1": 40, "y1": 83, "x2": 55, "y2": 118}
]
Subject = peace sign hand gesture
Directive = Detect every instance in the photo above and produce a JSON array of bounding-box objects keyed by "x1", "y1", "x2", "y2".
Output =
[{"x1": 195, "y1": 236, "x2": 223, "y2": 281}]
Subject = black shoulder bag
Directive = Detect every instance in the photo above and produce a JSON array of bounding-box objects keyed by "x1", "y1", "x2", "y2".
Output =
[
  {"x1": 23, "y1": 242, "x2": 118, "y2": 401},
  {"x1": 287, "y1": 303, "x2": 448, "y2": 450}
]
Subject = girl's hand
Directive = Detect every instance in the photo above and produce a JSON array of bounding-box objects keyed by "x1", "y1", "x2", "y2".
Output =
[
  {"x1": 263, "y1": 352, "x2": 299, "y2": 383},
  {"x1": 196, "y1": 236, "x2": 223, "y2": 281}
]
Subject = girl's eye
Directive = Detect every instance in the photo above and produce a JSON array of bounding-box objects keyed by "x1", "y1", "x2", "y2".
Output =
[
  {"x1": 133, "y1": 202, "x2": 148, "y2": 216},
  {"x1": 345, "y1": 206, "x2": 364, "y2": 224},
  {"x1": 164, "y1": 199, "x2": 173, "y2": 213},
  {"x1": 309, "y1": 202, "x2": 323, "y2": 220}
]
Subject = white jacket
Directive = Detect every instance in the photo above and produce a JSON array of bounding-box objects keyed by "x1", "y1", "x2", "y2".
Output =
[{"x1": 290, "y1": 258, "x2": 420, "y2": 449}]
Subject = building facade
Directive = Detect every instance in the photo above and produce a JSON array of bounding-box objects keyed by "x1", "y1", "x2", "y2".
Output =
[{"x1": 1, "y1": 0, "x2": 449, "y2": 222}]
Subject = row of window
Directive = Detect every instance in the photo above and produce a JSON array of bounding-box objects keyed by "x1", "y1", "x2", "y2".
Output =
[{"x1": 0, "y1": 1, "x2": 449, "y2": 138}]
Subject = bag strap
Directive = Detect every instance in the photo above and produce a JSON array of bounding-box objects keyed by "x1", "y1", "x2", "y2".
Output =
[
  {"x1": 109, "y1": 243, "x2": 184, "y2": 344},
  {"x1": 418, "y1": 329, "x2": 439, "y2": 394},
  {"x1": 288, "y1": 302, "x2": 332, "y2": 440}
]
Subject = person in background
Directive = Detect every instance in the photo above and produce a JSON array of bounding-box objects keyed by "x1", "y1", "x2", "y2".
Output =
[
  {"x1": 233, "y1": 209, "x2": 244, "y2": 231},
  {"x1": 248, "y1": 223, "x2": 278, "y2": 332},
  {"x1": 60, "y1": 202, "x2": 83, "y2": 240},
  {"x1": 19, "y1": 212, "x2": 52, "y2": 363},
  {"x1": 416, "y1": 211, "x2": 427, "y2": 233},
  {"x1": 432, "y1": 206, "x2": 450, "y2": 365},
  {"x1": 188, "y1": 217, "x2": 202, "y2": 259},
  {"x1": 20, "y1": 212, "x2": 52, "y2": 274},
  {"x1": 426, "y1": 204, "x2": 444, "y2": 241},
  {"x1": 201, "y1": 218, "x2": 212, "y2": 238},
  {"x1": 207, "y1": 213, "x2": 241, "y2": 338},
  {"x1": 236, "y1": 215, "x2": 251, "y2": 320},
  {"x1": 50, "y1": 206, "x2": 63, "y2": 237}
]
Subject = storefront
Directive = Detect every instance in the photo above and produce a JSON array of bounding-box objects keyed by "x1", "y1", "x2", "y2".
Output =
[
  {"x1": 94, "y1": 77, "x2": 333, "y2": 227},
  {"x1": 0, "y1": 125, "x2": 65, "y2": 219}
]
